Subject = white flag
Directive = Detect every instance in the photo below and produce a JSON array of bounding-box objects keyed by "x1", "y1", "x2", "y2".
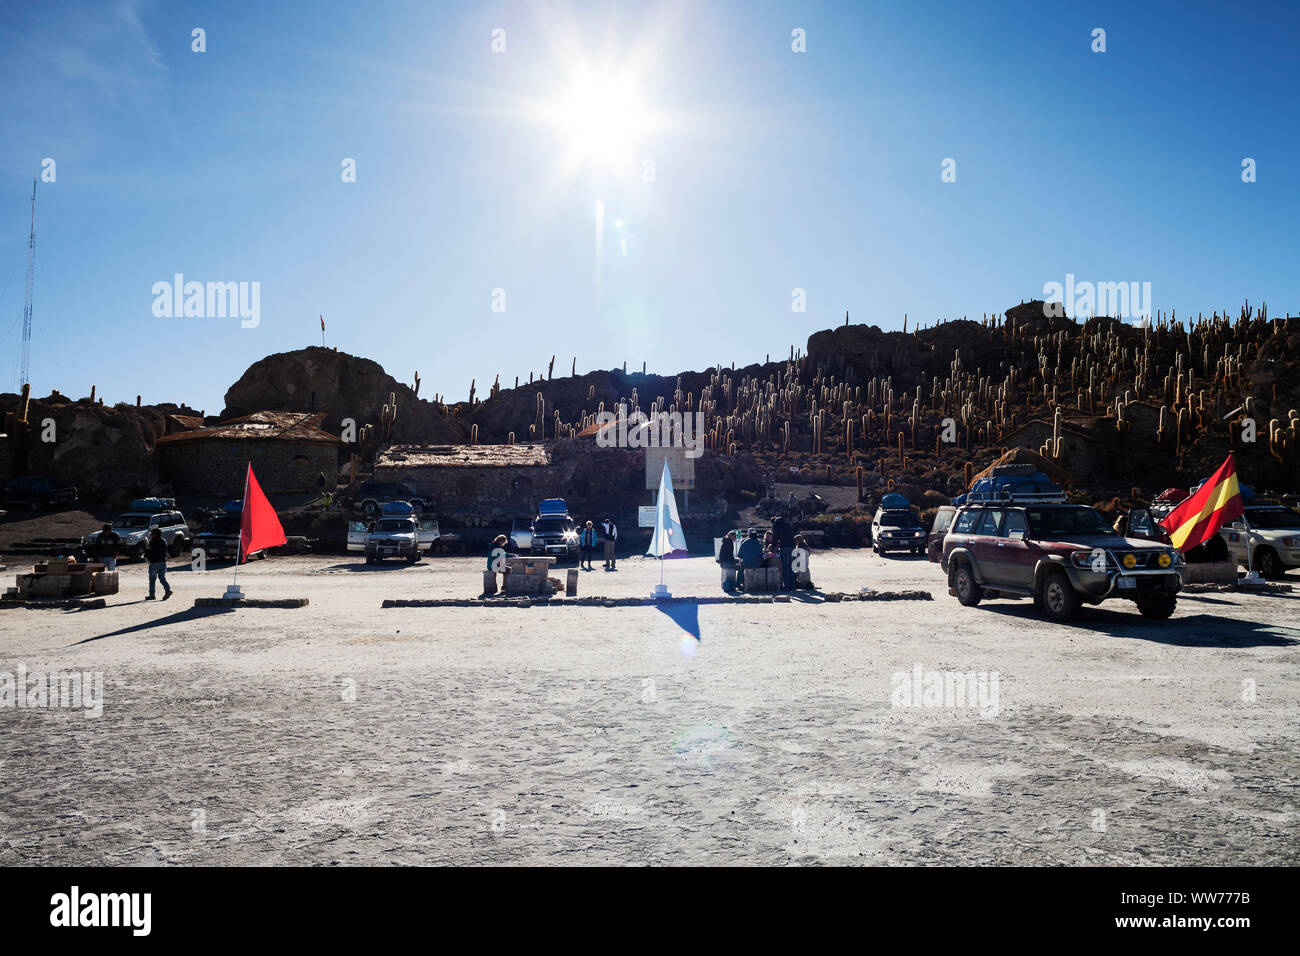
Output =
[{"x1": 646, "y1": 459, "x2": 688, "y2": 557}]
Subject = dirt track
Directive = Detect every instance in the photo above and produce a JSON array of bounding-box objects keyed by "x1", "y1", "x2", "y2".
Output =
[{"x1": 1, "y1": 551, "x2": 1297, "y2": 865}]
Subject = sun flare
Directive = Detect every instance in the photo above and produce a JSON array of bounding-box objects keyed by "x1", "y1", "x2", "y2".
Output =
[{"x1": 543, "y1": 66, "x2": 656, "y2": 172}]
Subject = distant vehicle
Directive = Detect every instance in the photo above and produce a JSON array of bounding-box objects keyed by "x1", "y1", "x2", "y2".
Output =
[
  {"x1": 872, "y1": 495, "x2": 925, "y2": 555},
  {"x1": 528, "y1": 499, "x2": 578, "y2": 560},
  {"x1": 1218, "y1": 503, "x2": 1300, "y2": 578},
  {"x1": 349, "y1": 480, "x2": 433, "y2": 516},
  {"x1": 3, "y1": 476, "x2": 77, "y2": 510},
  {"x1": 508, "y1": 518, "x2": 533, "y2": 552},
  {"x1": 347, "y1": 511, "x2": 439, "y2": 560},
  {"x1": 926, "y1": 505, "x2": 957, "y2": 562},
  {"x1": 942, "y1": 474, "x2": 1182, "y2": 622},
  {"x1": 83, "y1": 500, "x2": 190, "y2": 561},
  {"x1": 193, "y1": 503, "x2": 265, "y2": 562}
]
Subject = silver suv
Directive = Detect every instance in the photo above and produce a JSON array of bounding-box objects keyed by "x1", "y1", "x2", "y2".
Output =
[{"x1": 84, "y1": 499, "x2": 190, "y2": 561}]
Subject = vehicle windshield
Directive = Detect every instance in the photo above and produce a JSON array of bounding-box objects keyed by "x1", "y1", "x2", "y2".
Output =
[
  {"x1": 203, "y1": 514, "x2": 241, "y2": 534},
  {"x1": 376, "y1": 519, "x2": 414, "y2": 533},
  {"x1": 533, "y1": 517, "x2": 572, "y2": 534},
  {"x1": 1246, "y1": 509, "x2": 1300, "y2": 529},
  {"x1": 115, "y1": 515, "x2": 150, "y2": 529},
  {"x1": 1025, "y1": 506, "x2": 1114, "y2": 538},
  {"x1": 880, "y1": 510, "x2": 919, "y2": 527}
]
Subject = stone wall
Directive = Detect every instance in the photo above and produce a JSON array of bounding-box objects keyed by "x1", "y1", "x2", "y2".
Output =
[{"x1": 160, "y1": 439, "x2": 338, "y2": 496}]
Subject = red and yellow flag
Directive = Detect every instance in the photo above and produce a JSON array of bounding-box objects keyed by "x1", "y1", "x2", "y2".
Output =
[{"x1": 1160, "y1": 453, "x2": 1245, "y2": 551}]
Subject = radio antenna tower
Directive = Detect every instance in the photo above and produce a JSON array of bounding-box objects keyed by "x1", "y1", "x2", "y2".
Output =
[{"x1": 18, "y1": 176, "x2": 37, "y2": 389}]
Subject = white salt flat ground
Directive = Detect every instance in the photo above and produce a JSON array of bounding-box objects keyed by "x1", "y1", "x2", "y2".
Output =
[{"x1": 1, "y1": 551, "x2": 1296, "y2": 865}]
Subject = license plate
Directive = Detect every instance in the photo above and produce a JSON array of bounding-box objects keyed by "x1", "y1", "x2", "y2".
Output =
[{"x1": 1118, "y1": 577, "x2": 1136, "y2": 590}]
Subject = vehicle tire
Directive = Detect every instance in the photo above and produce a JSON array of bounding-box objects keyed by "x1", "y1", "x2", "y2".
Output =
[
  {"x1": 1039, "y1": 569, "x2": 1080, "y2": 623},
  {"x1": 406, "y1": 552, "x2": 419, "y2": 565},
  {"x1": 1136, "y1": 593, "x2": 1176, "y2": 619},
  {"x1": 365, "y1": 555, "x2": 376, "y2": 565},
  {"x1": 953, "y1": 562, "x2": 983, "y2": 607},
  {"x1": 362, "y1": 500, "x2": 379, "y2": 516},
  {"x1": 1255, "y1": 547, "x2": 1281, "y2": 579},
  {"x1": 168, "y1": 537, "x2": 182, "y2": 557},
  {"x1": 28, "y1": 498, "x2": 40, "y2": 511}
]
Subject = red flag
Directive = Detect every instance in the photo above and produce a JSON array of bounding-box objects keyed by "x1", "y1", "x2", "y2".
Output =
[
  {"x1": 240, "y1": 463, "x2": 287, "y2": 563},
  {"x1": 1159, "y1": 453, "x2": 1245, "y2": 551}
]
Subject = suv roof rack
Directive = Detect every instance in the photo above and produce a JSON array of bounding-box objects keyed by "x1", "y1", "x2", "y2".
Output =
[{"x1": 957, "y1": 472, "x2": 1069, "y2": 506}]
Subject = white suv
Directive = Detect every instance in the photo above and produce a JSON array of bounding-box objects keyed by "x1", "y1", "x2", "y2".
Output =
[{"x1": 1218, "y1": 504, "x2": 1300, "y2": 578}]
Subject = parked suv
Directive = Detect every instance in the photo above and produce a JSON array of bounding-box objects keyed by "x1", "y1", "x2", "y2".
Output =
[
  {"x1": 1218, "y1": 503, "x2": 1300, "y2": 578},
  {"x1": 349, "y1": 480, "x2": 433, "y2": 516},
  {"x1": 872, "y1": 507, "x2": 926, "y2": 555},
  {"x1": 927, "y1": 505, "x2": 957, "y2": 562},
  {"x1": 529, "y1": 499, "x2": 579, "y2": 561},
  {"x1": 83, "y1": 498, "x2": 190, "y2": 561},
  {"x1": 3, "y1": 475, "x2": 77, "y2": 510},
  {"x1": 193, "y1": 502, "x2": 267, "y2": 562},
  {"x1": 942, "y1": 493, "x2": 1182, "y2": 622}
]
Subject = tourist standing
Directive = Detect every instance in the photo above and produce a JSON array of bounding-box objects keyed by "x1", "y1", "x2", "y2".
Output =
[
  {"x1": 600, "y1": 516, "x2": 618, "y2": 570},
  {"x1": 145, "y1": 528, "x2": 172, "y2": 601},
  {"x1": 718, "y1": 530, "x2": 738, "y2": 591},
  {"x1": 579, "y1": 520, "x2": 598, "y2": 570},
  {"x1": 772, "y1": 514, "x2": 796, "y2": 590},
  {"x1": 94, "y1": 522, "x2": 121, "y2": 571}
]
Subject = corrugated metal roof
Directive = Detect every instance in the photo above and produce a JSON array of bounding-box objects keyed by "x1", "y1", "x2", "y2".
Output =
[
  {"x1": 156, "y1": 411, "x2": 341, "y2": 445},
  {"x1": 376, "y1": 443, "x2": 551, "y2": 468}
]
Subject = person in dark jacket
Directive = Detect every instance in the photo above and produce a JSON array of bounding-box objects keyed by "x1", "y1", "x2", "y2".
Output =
[
  {"x1": 737, "y1": 529, "x2": 764, "y2": 570},
  {"x1": 772, "y1": 514, "x2": 796, "y2": 590},
  {"x1": 95, "y1": 522, "x2": 121, "y2": 571},
  {"x1": 717, "y1": 530, "x2": 738, "y2": 591},
  {"x1": 145, "y1": 528, "x2": 172, "y2": 601},
  {"x1": 600, "y1": 517, "x2": 618, "y2": 570}
]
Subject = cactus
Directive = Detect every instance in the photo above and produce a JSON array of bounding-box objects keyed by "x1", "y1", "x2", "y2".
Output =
[{"x1": 470, "y1": 423, "x2": 478, "y2": 445}]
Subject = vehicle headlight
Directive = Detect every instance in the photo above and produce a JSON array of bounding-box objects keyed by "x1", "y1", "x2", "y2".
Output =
[
  {"x1": 1069, "y1": 550, "x2": 1099, "y2": 569},
  {"x1": 1283, "y1": 537, "x2": 1299, "y2": 548},
  {"x1": 1157, "y1": 552, "x2": 1172, "y2": 568},
  {"x1": 1122, "y1": 553, "x2": 1138, "y2": 570}
]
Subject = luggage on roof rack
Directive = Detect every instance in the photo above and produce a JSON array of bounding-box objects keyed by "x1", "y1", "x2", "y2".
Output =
[
  {"x1": 879, "y1": 492, "x2": 910, "y2": 510},
  {"x1": 128, "y1": 497, "x2": 177, "y2": 512},
  {"x1": 965, "y1": 471, "x2": 1068, "y2": 504}
]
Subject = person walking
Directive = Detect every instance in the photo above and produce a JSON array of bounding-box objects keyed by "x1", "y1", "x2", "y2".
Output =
[
  {"x1": 772, "y1": 514, "x2": 796, "y2": 590},
  {"x1": 579, "y1": 520, "x2": 599, "y2": 570},
  {"x1": 94, "y1": 522, "x2": 121, "y2": 571},
  {"x1": 145, "y1": 528, "x2": 172, "y2": 601},
  {"x1": 600, "y1": 516, "x2": 618, "y2": 570}
]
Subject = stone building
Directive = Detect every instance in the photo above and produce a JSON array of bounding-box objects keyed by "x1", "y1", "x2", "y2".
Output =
[
  {"x1": 156, "y1": 410, "x2": 342, "y2": 496},
  {"x1": 1000, "y1": 417, "x2": 1103, "y2": 478},
  {"x1": 372, "y1": 444, "x2": 558, "y2": 519}
]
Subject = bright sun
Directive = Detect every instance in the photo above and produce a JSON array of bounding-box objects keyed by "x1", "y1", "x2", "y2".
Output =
[{"x1": 545, "y1": 67, "x2": 654, "y2": 171}]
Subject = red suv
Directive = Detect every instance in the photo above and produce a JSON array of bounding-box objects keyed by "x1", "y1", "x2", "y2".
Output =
[{"x1": 942, "y1": 500, "x2": 1183, "y2": 622}]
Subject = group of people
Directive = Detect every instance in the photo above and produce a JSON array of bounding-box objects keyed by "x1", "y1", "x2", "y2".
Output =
[
  {"x1": 577, "y1": 517, "x2": 618, "y2": 571},
  {"x1": 87, "y1": 521, "x2": 174, "y2": 601},
  {"x1": 716, "y1": 514, "x2": 812, "y2": 592}
]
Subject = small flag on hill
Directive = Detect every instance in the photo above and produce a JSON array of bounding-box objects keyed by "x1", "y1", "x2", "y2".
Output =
[
  {"x1": 1159, "y1": 453, "x2": 1244, "y2": 551},
  {"x1": 320, "y1": 314, "x2": 325, "y2": 331},
  {"x1": 240, "y1": 462, "x2": 287, "y2": 563}
]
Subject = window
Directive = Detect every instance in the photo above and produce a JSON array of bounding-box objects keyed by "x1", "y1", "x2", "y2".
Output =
[
  {"x1": 1129, "y1": 510, "x2": 1152, "y2": 536},
  {"x1": 975, "y1": 509, "x2": 1003, "y2": 536},
  {"x1": 953, "y1": 509, "x2": 980, "y2": 534},
  {"x1": 1004, "y1": 510, "x2": 1028, "y2": 537},
  {"x1": 933, "y1": 509, "x2": 955, "y2": 534}
]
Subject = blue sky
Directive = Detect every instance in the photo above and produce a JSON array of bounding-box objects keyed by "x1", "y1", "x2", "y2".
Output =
[{"x1": 1, "y1": 0, "x2": 1297, "y2": 414}]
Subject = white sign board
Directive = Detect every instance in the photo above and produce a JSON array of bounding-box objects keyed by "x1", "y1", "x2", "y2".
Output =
[{"x1": 638, "y1": 506, "x2": 657, "y2": 528}]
